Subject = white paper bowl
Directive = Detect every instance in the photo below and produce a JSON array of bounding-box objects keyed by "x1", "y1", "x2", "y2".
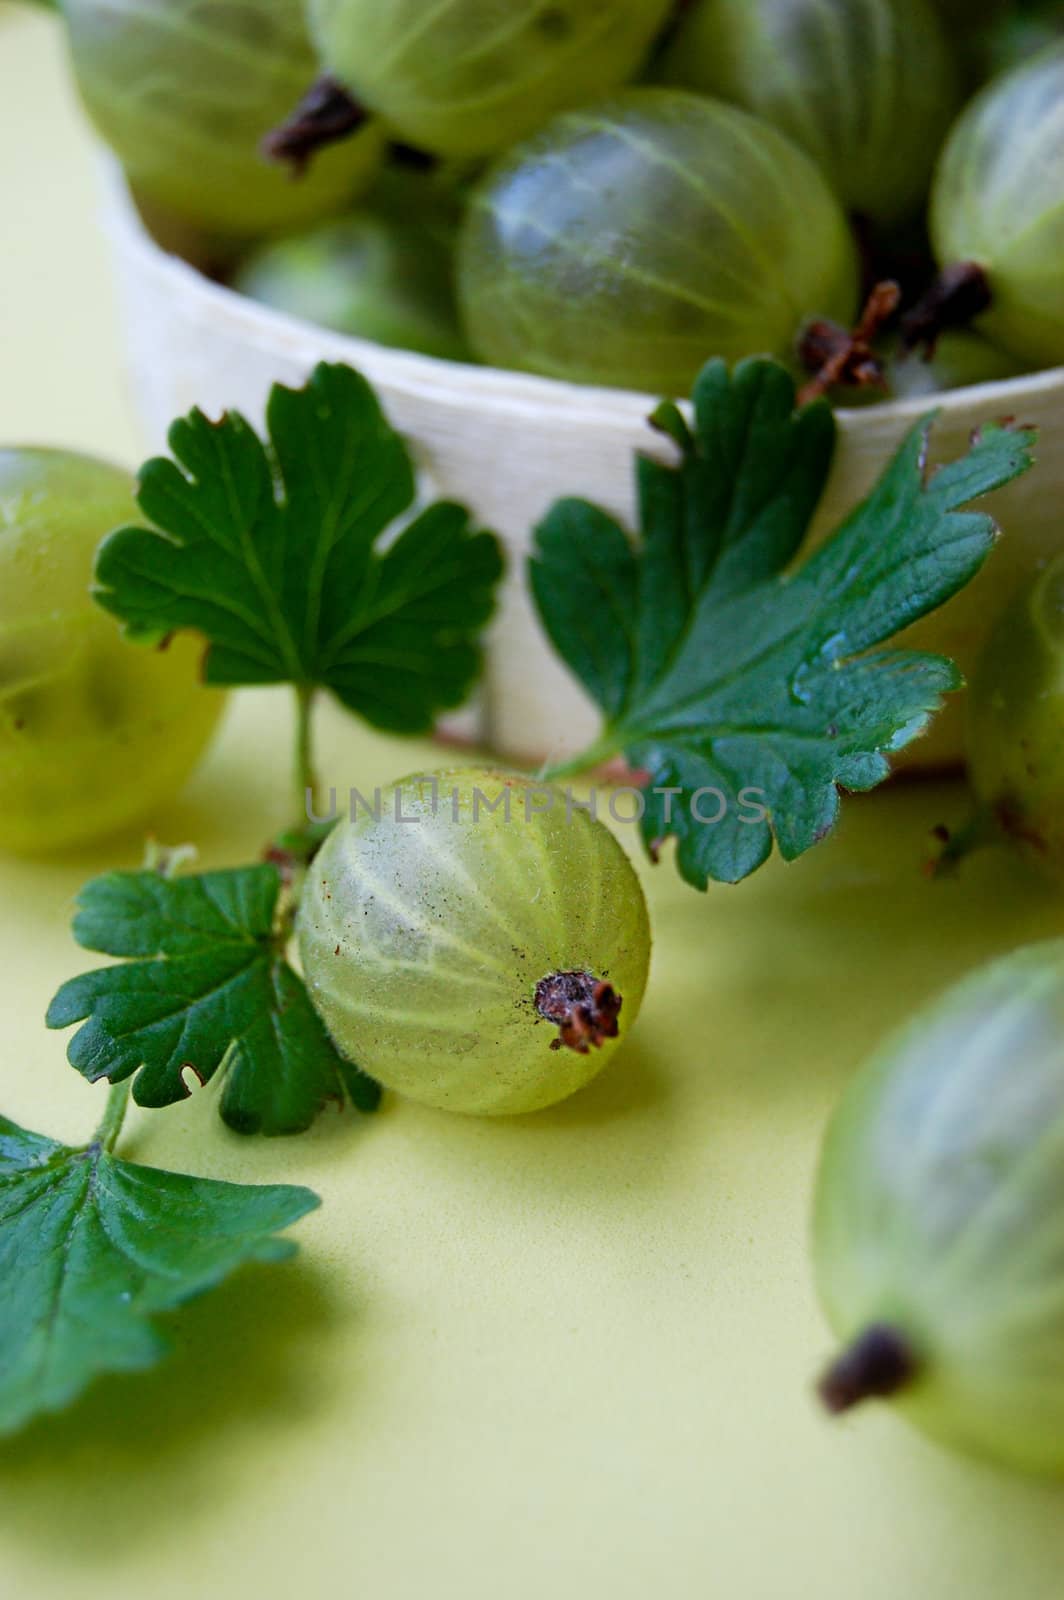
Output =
[{"x1": 99, "y1": 163, "x2": 1064, "y2": 771}]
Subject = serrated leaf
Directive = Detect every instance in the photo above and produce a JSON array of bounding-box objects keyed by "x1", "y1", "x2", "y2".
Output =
[
  {"x1": 93, "y1": 363, "x2": 504, "y2": 734},
  {"x1": 0, "y1": 1112, "x2": 318, "y2": 1435},
  {"x1": 533, "y1": 358, "x2": 1036, "y2": 888},
  {"x1": 46, "y1": 866, "x2": 381, "y2": 1136}
]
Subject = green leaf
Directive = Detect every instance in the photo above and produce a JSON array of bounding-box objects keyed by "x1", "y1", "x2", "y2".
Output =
[
  {"x1": 533, "y1": 358, "x2": 1037, "y2": 888},
  {"x1": 0, "y1": 1111, "x2": 318, "y2": 1435},
  {"x1": 46, "y1": 866, "x2": 381, "y2": 1136},
  {"x1": 93, "y1": 363, "x2": 504, "y2": 734}
]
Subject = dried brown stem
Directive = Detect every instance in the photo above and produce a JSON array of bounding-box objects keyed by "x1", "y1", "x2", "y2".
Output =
[
  {"x1": 900, "y1": 261, "x2": 994, "y2": 357},
  {"x1": 797, "y1": 281, "x2": 902, "y2": 406},
  {"x1": 262, "y1": 75, "x2": 368, "y2": 176},
  {"x1": 535, "y1": 971, "x2": 622, "y2": 1054},
  {"x1": 818, "y1": 1325, "x2": 918, "y2": 1413}
]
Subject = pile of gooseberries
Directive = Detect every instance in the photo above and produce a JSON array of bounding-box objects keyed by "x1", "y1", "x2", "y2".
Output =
[{"x1": 48, "y1": 0, "x2": 1064, "y2": 395}]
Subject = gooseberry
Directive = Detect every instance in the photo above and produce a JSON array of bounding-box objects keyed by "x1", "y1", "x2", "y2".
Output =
[
  {"x1": 232, "y1": 183, "x2": 471, "y2": 361},
  {"x1": 58, "y1": 0, "x2": 384, "y2": 238},
  {"x1": 922, "y1": 43, "x2": 1064, "y2": 369},
  {"x1": 299, "y1": 769, "x2": 651, "y2": 1115},
  {"x1": 306, "y1": 0, "x2": 673, "y2": 159},
  {"x1": 659, "y1": 0, "x2": 959, "y2": 225},
  {"x1": 814, "y1": 941, "x2": 1064, "y2": 1476},
  {"x1": 457, "y1": 89, "x2": 859, "y2": 396},
  {"x1": 0, "y1": 449, "x2": 224, "y2": 855},
  {"x1": 964, "y1": 551, "x2": 1064, "y2": 880}
]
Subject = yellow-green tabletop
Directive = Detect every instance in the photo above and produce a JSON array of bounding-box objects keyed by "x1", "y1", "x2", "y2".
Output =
[{"x1": 2, "y1": 11, "x2": 1064, "y2": 1598}]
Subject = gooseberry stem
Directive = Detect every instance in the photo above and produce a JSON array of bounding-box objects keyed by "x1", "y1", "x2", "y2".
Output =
[
  {"x1": 900, "y1": 262, "x2": 993, "y2": 355},
  {"x1": 818, "y1": 1324, "x2": 918, "y2": 1413},
  {"x1": 797, "y1": 281, "x2": 900, "y2": 405},
  {"x1": 91, "y1": 1080, "x2": 131, "y2": 1155},
  {"x1": 294, "y1": 684, "x2": 321, "y2": 822},
  {"x1": 262, "y1": 74, "x2": 368, "y2": 174}
]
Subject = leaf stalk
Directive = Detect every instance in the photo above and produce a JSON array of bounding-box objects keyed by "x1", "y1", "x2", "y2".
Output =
[
  {"x1": 91, "y1": 1080, "x2": 131, "y2": 1154},
  {"x1": 295, "y1": 684, "x2": 321, "y2": 821}
]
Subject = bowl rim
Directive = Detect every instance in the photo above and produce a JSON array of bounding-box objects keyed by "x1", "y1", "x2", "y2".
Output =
[{"x1": 97, "y1": 155, "x2": 1064, "y2": 431}]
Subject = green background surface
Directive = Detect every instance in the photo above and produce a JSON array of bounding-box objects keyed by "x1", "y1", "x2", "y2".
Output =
[{"x1": 2, "y1": 9, "x2": 1064, "y2": 1597}]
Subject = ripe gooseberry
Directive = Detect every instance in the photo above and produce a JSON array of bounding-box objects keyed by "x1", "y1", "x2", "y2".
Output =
[
  {"x1": 0, "y1": 449, "x2": 224, "y2": 855},
  {"x1": 659, "y1": 0, "x2": 959, "y2": 225},
  {"x1": 457, "y1": 89, "x2": 859, "y2": 396},
  {"x1": 963, "y1": 551, "x2": 1064, "y2": 880},
  {"x1": 59, "y1": 0, "x2": 384, "y2": 238},
  {"x1": 232, "y1": 180, "x2": 471, "y2": 361},
  {"x1": 919, "y1": 43, "x2": 1064, "y2": 369},
  {"x1": 299, "y1": 770, "x2": 651, "y2": 1115},
  {"x1": 306, "y1": 0, "x2": 674, "y2": 159},
  {"x1": 814, "y1": 941, "x2": 1064, "y2": 1476}
]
